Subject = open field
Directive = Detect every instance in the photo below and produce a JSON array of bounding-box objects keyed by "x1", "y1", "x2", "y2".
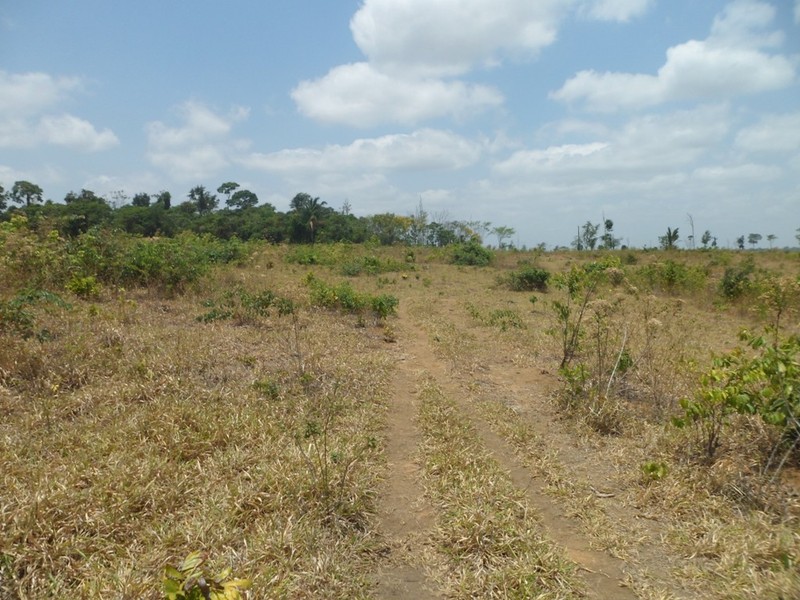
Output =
[{"x1": 2, "y1": 234, "x2": 800, "y2": 598}]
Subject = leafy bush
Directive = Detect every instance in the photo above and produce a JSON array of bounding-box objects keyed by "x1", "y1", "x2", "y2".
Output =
[
  {"x1": 635, "y1": 260, "x2": 707, "y2": 293},
  {"x1": 450, "y1": 240, "x2": 493, "y2": 266},
  {"x1": 305, "y1": 273, "x2": 398, "y2": 319},
  {"x1": 501, "y1": 266, "x2": 550, "y2": 292},
  {"x1": 719, "y1": 262, "x2": 754, "y2": 300},
  {"x1": 675, "y1": 329, "x2": 800, "y2": 466},
  {"x1": 66, "y1": 275, "x2": 101, "y2": 299}
]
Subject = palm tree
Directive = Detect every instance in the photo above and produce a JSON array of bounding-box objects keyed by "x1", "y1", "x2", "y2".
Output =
[
  {"x1": 290, "y1": 193, "x2": 327, "y2": 243},
  {"x1": 659, "y1": 227, "x2": 679, "y2": 250}
]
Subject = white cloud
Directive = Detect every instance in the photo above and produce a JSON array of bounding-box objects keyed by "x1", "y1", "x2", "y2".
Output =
[
  {"x1": 691, "y1": 163, "x2": 781, "y2": 182},
  {"x1": 242, "y1": 129, "x2": 482, "y2": 173},
  {"x1": 147, "y1": 101, "x2": 247, "y2": 148},
  {"x1": 494, "y1": 105, "x2": 730, "y2": 177},
  {"x1": 0, "y1": 70, "x2": 118, "y2": 152},
  {"x1": 146, "y1": 101, "x2": 250, "y2": 180},
  {"x1": 36, "y1": 114, "x2": 118, "y2": 152},
  {"x1": 552, "y1": 0, "x2": 795, "y2": 111},
  {"x1": 350, "y1": 0, "x2": 566, "y2": 78},
  {"x1": 578, "y1": 0, "x2": 653, "y2": 22},
  {"x1": 292, "y1": 63, "x2": 502, "y2": 127},
  {"x1": 735, "y1": 112, "x2": 800, "y2": 153},
  {"x1": 0, "y1": 70, "x2": 80, "y2": 116}
]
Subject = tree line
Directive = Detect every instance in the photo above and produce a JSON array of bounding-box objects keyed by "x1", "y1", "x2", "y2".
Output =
[
  {"x1": 0, "y1": 179, "x2": 795, "y2": 249},
  {"x1": 0, "y1": 180, "x2": 505, "y2": 247}
]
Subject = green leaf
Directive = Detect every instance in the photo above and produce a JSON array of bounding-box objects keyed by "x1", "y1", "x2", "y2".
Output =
[
  {"x1": 180, "y1": 551, "x2": 204, "y2": 573},
  {"x1": 164, "y1": 565, "x2": 183, "y2": 580}
]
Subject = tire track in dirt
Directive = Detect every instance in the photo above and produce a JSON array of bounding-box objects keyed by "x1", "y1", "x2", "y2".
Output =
[
  {"x1": 373, "y1": 304, "x2": 440, "y2": 599},
  {"x1": 398, "y1": 298, "x2": 638, "y2": 600}
]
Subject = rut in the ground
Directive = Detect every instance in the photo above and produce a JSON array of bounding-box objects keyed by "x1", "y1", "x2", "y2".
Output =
[
  {"x1": 374, "y1": 298, "x2": 638, "y2": 599},
  {"x1": 373, "y1": 305, "x2": 440, "y2": 599}
]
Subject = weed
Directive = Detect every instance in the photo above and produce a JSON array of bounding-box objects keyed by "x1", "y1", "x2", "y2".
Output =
[
  {"x1": 163, "y1": 551, "x2": 250, "y2": 600},
  {"x1": 549, "y1": 265, "x2": 601, "y2": 368}
]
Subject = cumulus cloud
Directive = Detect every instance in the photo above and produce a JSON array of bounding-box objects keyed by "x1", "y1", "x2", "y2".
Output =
[
  {"x1": 350, "y1": 0, "x2": 566, "y2": 78},
  {"x1": 295, "y1": 0, "x2": 601, "y2": 127},
  {"x1": 146, "y1": 101, "x2": 250, "y2": 180},
  {"x1": 494, "y1": 105, "x2": 731, "y2": 178},
  {"x1": 292, "y1": 63, "x2": 502, "y2": 127},
  {"x1": 242, "y1": 129, "x2": 482, "y2": 173},
  {"x1": 0, "y1": 70, "x2": 119, "y2": 151},
  {"x1": 735, "y1": 112, "x2": 800, "y2": 153},
  {"x1": 551, "y1": 0, "x2": 795, "y2": 111}
]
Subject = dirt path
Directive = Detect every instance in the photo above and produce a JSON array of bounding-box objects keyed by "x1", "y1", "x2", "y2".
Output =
[
  {"x1": 374, "y1": 296, "x2": 639, "y2": 599},
  {"x1": 373, "y1": 306, "x2": 440, "y2": 599}
]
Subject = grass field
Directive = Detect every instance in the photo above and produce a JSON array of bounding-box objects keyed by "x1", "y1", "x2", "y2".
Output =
[{"x1": 1, "y1": 235, "x2": 799, "y2": 598}]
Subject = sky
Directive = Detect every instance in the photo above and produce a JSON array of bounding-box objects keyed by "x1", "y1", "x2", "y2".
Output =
[{"x1": 1, "y1": 0, "x2": 799, "y2": 248}]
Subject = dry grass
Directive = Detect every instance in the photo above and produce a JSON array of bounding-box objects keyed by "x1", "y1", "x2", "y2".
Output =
[
  {"x1": 1, "y1": 248, "x2": 395, "y2": 598},
  {"x1": 1, "y1": 242, "x2": 798, "y2": 598},
  {"x1": 415, "y1": 377, "x2": 585, "y2": 599}
]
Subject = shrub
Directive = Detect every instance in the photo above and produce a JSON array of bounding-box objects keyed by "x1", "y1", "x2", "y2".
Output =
[
  {"x1": 450, "y1": 240, "x2": 493, "y2": 266},
  {"x1": 719, "y1": 262, "x2": 754, "y2": 300},
  {"x1": 305, "y1": 274, "x2": 398, "y2": 320},
  {"x1": 636, "y1": 260, "x2": 707, "y2": 293},
  {"x1": 502, "y1": 266, "x2": 550, "y2": 292}
]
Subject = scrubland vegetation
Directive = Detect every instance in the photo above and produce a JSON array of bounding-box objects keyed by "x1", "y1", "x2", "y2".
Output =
[{"x1": 1, "y1": 214, "x2": 799, "y2": 598}]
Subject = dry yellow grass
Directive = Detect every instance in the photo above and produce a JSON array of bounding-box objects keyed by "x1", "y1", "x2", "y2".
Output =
[{"x1": 1, "y1": 242, "x2": 799, "y2": 598}]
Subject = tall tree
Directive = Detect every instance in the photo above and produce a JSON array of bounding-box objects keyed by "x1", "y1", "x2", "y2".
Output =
[
  {"x1": 11, "y1": 180, "x2": 43, "y2": 207},
  {"x1": 0, "y1": 184, "x2": 7, "y2": 211},
  {"x1": 492, "y1": 225, "x2": 515, "y2": 249},
  {"x1": 132, "y1": 192, "x2": 151, "y2": 207},
  {"x1": 766, "y1": 234, "x2": 777, "y2": 249},
  {"x1": 154, "y1": 190, "x2": 171, "y2": 209},
  {"x1": 217, "y1": 182, "x2": 240, "y2": 204},
  {"x1": 290, "y1": 193, "x2": 327, "y2": 243},
  {"x1": 736, "y1": 235, "x2": 745, "y2": 250},
  {"x1": 701, "y1": 230, "x2": 712, "y2": 249},
  {"x1": 581, "y1": 221, "x2": 599, "y2": 250},
  {"x1": 599, "y1": 219, "x2": 620, "y2": 249},
  {"x1": 188, "y1": 185, "x2": 218, "y2": 214},
  {"x1": 659, "y1": 227, "x2": 679, "y2": 250},
  {"x1": 747, "y1": 233, "x2": 762, "y2": 249},
  {"x1": 228, "y1": 189, "x2": 258, "y2": 210}
]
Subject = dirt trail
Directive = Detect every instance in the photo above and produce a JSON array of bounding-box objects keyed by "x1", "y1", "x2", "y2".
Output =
[
  {"x1": 373, "y1": 310, "x2": 440, "y2": 599},
  {"x1": 375, "y1": 296, "x2": 638, "y2": 599}
]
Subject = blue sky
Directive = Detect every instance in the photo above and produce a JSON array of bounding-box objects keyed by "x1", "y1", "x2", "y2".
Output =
[{"x1": 1, "y1": 0, "x2": 798, "y2": 248}]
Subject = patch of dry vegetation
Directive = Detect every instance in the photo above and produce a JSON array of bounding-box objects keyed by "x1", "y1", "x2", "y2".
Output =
[
  {"x1": 0, "y1": 242, "x2": 397, "y2": 598},
  {"x1": 416, "y1": 377, "x2": 585, "y2": 599}
]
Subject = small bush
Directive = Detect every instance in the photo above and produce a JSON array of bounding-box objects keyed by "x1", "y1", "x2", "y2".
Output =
[
  {"x1": 66, "y1": 275, "x2": 101, "y2": 299},
  {"x1": 305, "y1": 274, "x2": 398, "y2": 319},
  {"x1": 502, "y1": 266, "x2": 550, "y2": 292},
  {"x1": 720, "y1": 263, "x2": 754, "y2": 300},
  {"x1": 450, "y1": 240, "x2": 493, "y2": 266},
  {"x1": 636, "y1": 260, "x2": 707, "y2": 293}
]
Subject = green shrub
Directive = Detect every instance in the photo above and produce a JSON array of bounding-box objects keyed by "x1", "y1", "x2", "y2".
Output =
[
  {"x1": 719, "y1": 263, "x2": 754, "y2": 300},
  {"x1": 636, "y1": 260, "x2": 707, "y2": 293},
  {"x1": 66, "y1": 275, "x2": 101, "y2": 299},
  {"x1": 450, "y1": 240, "x2": 493, "y2": 266},
  {"x1": 305, "y1": 273, "x2": 398, "y2": 319},
  {"x1": 502, "y1": 266, "x2": 550, "y2": 292}
]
